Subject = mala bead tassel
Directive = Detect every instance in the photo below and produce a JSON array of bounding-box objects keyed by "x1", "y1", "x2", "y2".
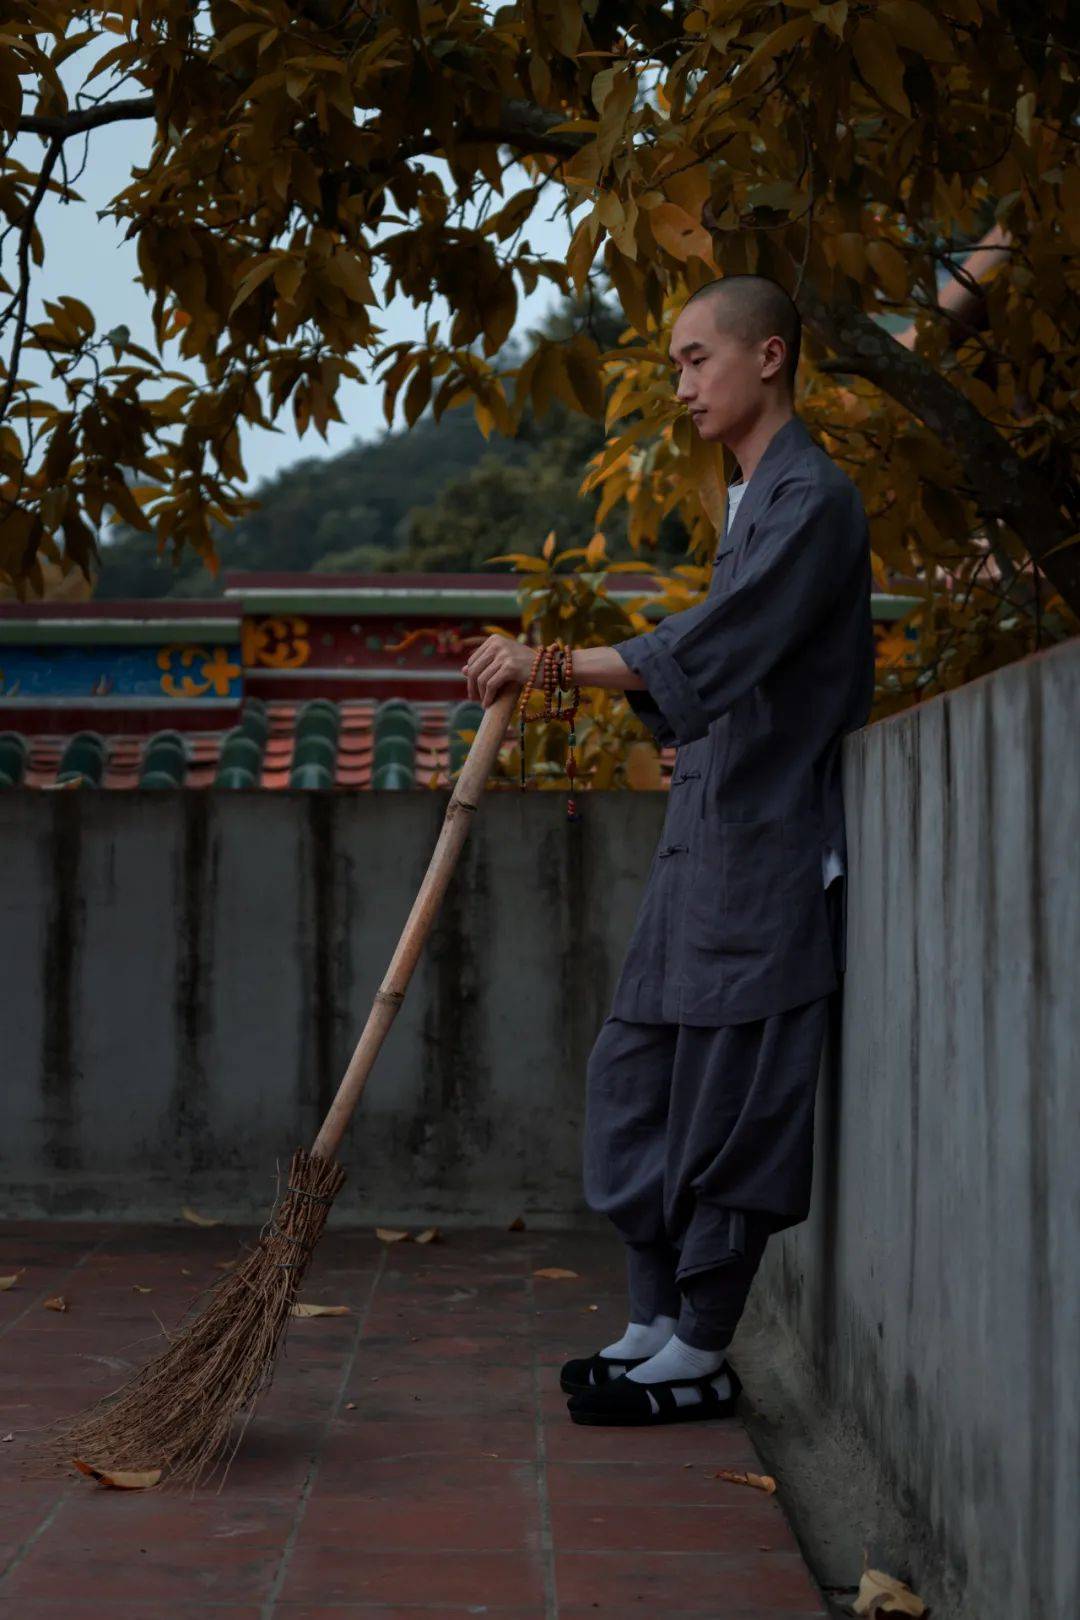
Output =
[{"x1": 517, "y1": 641, "x2": 581, "y2": 820}]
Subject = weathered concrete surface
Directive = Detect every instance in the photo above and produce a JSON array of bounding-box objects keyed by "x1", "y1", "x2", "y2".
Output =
[
  {"x1": 2, "y1": 636, "x2": 1077, "y2": 1620},
  {"x1": 751, "y1": 637, "x2": 1080, "y2": 1620},
  {"x1": 1, "y1": 787, "x2": 665, "y2": 1225}
]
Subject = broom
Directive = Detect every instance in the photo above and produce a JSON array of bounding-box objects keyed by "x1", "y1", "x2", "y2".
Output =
[{"x1": 50, "y1": 684, "x2": 520, "y2": 1488}]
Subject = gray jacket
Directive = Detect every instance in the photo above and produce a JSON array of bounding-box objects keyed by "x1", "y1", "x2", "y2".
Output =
[{"x1": 612, "y1": 414, "x2": 875, "y2": 1026}]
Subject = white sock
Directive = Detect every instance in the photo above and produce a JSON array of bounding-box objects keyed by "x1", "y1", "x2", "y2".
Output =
[
  {"x1": 627, "y1": 1334, "x2": 730, "y2": 1401},
  {"x1": 599, "y1": 1314, "x2": 678, "y2": 1361}
]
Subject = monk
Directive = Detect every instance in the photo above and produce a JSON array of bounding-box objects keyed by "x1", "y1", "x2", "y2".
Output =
[{"x1": 463, "y1": 274, "x2": 875, "y2": 1426}]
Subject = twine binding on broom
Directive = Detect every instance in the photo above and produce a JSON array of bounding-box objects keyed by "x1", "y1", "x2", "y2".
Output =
[{"x1": 46, "y1": 1148, "x2": 346, "y2": 1489}]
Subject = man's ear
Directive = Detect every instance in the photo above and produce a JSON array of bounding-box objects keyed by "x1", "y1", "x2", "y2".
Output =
[{"x1": 761, "y1": 336, "x2": 787, "y2": 380}]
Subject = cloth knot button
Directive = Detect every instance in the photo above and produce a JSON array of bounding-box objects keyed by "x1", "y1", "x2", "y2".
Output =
[
  {"x1": 658, "y1": 844, "x2": 689, "y2": 858},
  {"x1": 672, "y1": 771, "x2": 701, "y2": 785}
]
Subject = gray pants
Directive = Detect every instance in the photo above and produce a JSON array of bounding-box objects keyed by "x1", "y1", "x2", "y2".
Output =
[{"x1": 583, "y1": 996, "x2": 830, "y2": 1350}]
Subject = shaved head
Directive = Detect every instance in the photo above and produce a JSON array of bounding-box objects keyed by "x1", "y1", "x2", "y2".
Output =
[{"x1": 682, "y1": 275, "x2": 801, "y2": 395}]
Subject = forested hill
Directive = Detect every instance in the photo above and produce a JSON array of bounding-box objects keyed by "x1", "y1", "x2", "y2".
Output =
[
  {"x1": 94, "y1": 301, "x2": 688, "y2": 599},
  {"x1": 95, "y1": 402, "x2": 526, "y2": 598}
]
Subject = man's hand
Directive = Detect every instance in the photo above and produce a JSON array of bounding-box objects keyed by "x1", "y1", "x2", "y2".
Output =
[{"x1": 461, "y1": 635, "x2": 537, "y2": 706}]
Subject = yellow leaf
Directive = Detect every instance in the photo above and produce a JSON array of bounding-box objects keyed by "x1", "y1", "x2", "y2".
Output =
[
  {"x1": 0, "y1": 1272, "x2": 23, "y2": 1291},
  {"x1": 542, "y1": 530, "x2": 556, "y2": 560},
  {"x1": 274, "y1": 258, "x2": 303, "y2": 302},
  {"x1": 713, "y1": 1469, "x2": 777, "y2": 1494},
  {"x1": 852, "y1": 20, "x2": 910, "y2": 116},
  {"x1": 181, "y1": 1206, "x2": 221, "y2": 1228},
  {"x1": 228, "y1": 257, "x2": 279, "y2": 318},
  {"x1": 533, "y1": 1267, "x2": 579, "y2": 1280},
  {"x1": 290, "y1": 1302, "x2": 351, "y2": 1317},
  {"x1": 740, "y1": 14, "x2": 816, "y2": 77},
  {"x1": 44, "y1": 1296, "x2": 67, "y2": 1312},
  {"x1": 325, "y1": 252, "x2": 374, "y2": 305},
  {"x1": 585, "y1": 532, "x2": 606, "y2": 568},
  {"x1": 566, "y1": 212, "x2": 600, "y2": 293},
  {"x1": 375, "y1": 1227, "x2": 411, "y2": 1243},
  {"x1": 564, "y1": 346, "x2": 605, "y2": 419},
  {"x1": 595, "y1": 67, "x2": 637, "y2": 168},
  {"x1": 878, "y1": 2, "x2": 954, "y2": 62},
  {"x1": 852, "y1": 1568, "x2": 927, "y2": 1617},
  {"x1": 866, "y1": 241, "x2": 909, "y2": 301},
  {"x1": 835, "y1": 232, "x2": 867, "y2": 280},
  {"x1": 688, "y1": 435, "x2": 727, "y2": 532},
  {"x1": 648, "y1": 202, "x2": 714, "y2": 265},
  {"x1": 73, "y1": 1459, "x2": 162, "y2": 1489},
  {"x1": 486, "y1": 554, "x2": 549, "y2": 572},
  {"x1": 660, "y1": 160, "x2": 710, "y2": 221},
  {"x1": 605, "y1": 247, "x2": 651, "y2": 336},
  {"x1": 415, "y1": 1228, "x2": 440, "y2": 1245}
]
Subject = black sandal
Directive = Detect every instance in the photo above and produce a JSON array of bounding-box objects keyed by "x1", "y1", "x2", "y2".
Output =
[
  {"x1": 566, "y1": 1359, "x2": 743, "y2": 1425},
  {"x1": 559, "y1": 1351, "x2": 649, "y2": 1394}
]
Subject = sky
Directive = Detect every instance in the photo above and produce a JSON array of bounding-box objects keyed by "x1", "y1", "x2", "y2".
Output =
[{"x1": 13, "y1": 83, "x2": 573, "y2": 492}]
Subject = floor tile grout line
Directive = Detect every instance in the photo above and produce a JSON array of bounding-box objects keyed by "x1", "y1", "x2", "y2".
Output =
[
  {"x1": 0, "y1": 1228, "x2": 119, "y2": 1587},
  {"x1": 0, "y1": 1487, "x2": 75, "y2": 1588},
  {"x1": 0, "y1": 1228, "x2": 117, "y2": 1345},
  {"x1": 260, "y1": 1241, "x2": 388, "y2": 1620},
  {"x1": 526, "y1": 1269, "x2": 559, "y2": 1620}
]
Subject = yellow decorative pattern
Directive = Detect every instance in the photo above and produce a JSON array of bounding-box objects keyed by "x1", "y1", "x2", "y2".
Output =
[
  {"x1": 242, "y1": 616, "x2": 311, "y2": 669},
  {"x1": 157, "y1": 644, "x2": 243, "y2": 699}
]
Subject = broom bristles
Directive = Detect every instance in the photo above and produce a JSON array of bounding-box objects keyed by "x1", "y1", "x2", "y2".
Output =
[{"x1": 45, "y1": 1148, "x2": 346, "y2": 1489}]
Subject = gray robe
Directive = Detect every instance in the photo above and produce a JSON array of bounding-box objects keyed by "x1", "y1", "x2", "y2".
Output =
[{"x1": 612, "y1": 414, "x2": 875, "y2": 1026}]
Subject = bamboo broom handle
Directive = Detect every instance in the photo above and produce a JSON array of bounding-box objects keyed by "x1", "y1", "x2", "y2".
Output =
[{"x1": 311, "y1": 683, "x2": 520, "y2": 1162}]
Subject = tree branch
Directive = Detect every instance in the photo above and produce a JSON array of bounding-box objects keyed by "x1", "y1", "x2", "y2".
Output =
[
  {"x1": 0, "y1": 136, "x2": 63, "y2": 428},
  {"x1": 17, "y1": 97, "x2": 156, "y2": 139},
  {"x1": 795, "y1": 283, "x2": 1080, "y2": 610}
]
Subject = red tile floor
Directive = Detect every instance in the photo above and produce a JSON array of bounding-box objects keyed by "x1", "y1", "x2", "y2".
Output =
[{"x1": 0, "y1": 1221, "x2": 827, "y2": 1618}]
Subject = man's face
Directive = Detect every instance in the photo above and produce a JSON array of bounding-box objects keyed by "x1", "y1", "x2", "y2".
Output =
[{"x1": 668, "y1": 299, "x2": 777, "y2": 442}]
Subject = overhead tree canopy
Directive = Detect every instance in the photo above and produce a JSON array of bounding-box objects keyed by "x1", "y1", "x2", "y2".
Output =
[{"x1": 1, "y1": 0, "x2": 1077, "y2": 700}]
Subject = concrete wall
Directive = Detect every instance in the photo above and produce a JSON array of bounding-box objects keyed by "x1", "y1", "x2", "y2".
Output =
[
  {"x1": 753, "y1": 636, "x2": 1079, "y2": 1620},
  {"x1": 1, "y1": 786, "x2": 665, "y2": 1224},
  {"x1": 2, "y1": 637, "x2": 1077, "y2": 1618}
]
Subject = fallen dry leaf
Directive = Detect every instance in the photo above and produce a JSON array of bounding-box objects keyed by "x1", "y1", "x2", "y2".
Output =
[
  {"x1": 375, "y1": 1227, "x2": 411, "y2": 1244},
  {"x1": 507, "y1": 1215, "x2": 526, "y2": 1232},
  {"x1": 344, "y1": 1402, "x2": 356, "y2": 1411},
  {"x1": 132, "y1": 1286, "x2": 152, "y2": 1295},
  {"x1": 2, "y1": 1433, "x2": 13, "y2": 1442},
  {"x1": 415, "y1": 1227, "x2": 440, "y2": 1245},
  {"x1": 853, "y1": 1569, "x2": 927, "y2": 1617},
  {"x1": 289, "y1": 1303, "x2": 350, "y2": 1318},
  {"x1": 44, "y1": 1296, "x2": 68, "y2": 1313},
  {"x1": 181, "y1": 1206, "x2": 220, "y2": 1228},
  {"x1": 0, "y1": 1271, "x2": 23, "y2": 1291},
  {"x1": 72, "y1": 1458, "x2": 162, "y2": 1490},
  {"x1": 533, "y1": 1267, "x2": 579, "y2": 1280},
  {"x1": 213, "y1": 1259, "x2": 237, "y2": 1271},
  {"x1": 713, "y1": 1469, "x2": 776, "y2": 1495},
  {"x1": 587, "y1": 1304, "x2": 598, "y2": 1312}
]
